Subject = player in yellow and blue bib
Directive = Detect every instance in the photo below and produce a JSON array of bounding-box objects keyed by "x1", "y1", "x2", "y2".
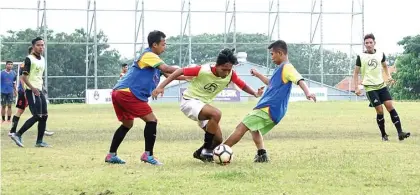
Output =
[
  {"x1": 105, "y1": 31, "x2": 183, "y2": 166},
  {"x1": 223, "y1": 40, "x2": 317, "y2": 163}
]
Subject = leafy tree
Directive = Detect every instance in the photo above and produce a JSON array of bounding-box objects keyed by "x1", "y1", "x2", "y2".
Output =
[
  {"x1": 1, "y1": 28, "x2": 122, "y2": 103},
  {"x1": 390, "y1": 35, "x2": 420, "y2": 100},
  {"x1": 161, "y1": 33, "x2": 350, "y2": 86}
]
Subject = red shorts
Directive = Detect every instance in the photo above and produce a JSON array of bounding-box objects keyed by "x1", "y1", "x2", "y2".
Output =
[
  {"x1": 16, "y1": 91, "x2": 28, "y2": 110},
  {"x1": 112, "y1": 90, "x2": 152, "y2": 121}
]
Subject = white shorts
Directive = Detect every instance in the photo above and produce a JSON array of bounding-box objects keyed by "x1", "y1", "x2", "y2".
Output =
[{"x1": 180, "y1": 97, "x2": 208, "y2": 128}]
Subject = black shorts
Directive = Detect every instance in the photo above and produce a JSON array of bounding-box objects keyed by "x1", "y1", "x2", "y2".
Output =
[
  {"x1": 26, "y1": 89, "x2": 48, "y2": 116},
  {"x1": 15, "y1": 91, "x2": 28, "y2": 110},
  {"x1": 366, "y1": 87, "x2": 392, "y2": 107},
  {"x1": 1, "y1": 93, "x2": 14, "y2": 106}
]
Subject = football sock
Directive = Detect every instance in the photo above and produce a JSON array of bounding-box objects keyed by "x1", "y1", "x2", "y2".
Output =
[
  {"x1": 376, "y1": 114, "x2": 386, "y2": 137},
  {"x1": 7, "y1": 115, "x2": 11, "y2": 121},
  {"x1": 10, "y1": 116, "x2": 20, "y2": 133},
  {"x1": 389, "y1": 109, "x2": 402, "y2": 133},
  {"x1": 36, "y1": 116, "x2": 47, "y2": 143},
  {"x1": 109, "y1": 125, "x2": 130, "y2": 153},
  {"x1": 196, "y1": 132, "x2": 216, "y2": 154},
  {"x1": 1, "y1": 116, "x2": 4, "y2": 121},
  {"x1": 144, "y1": 121, "x2": 157, "y2": 156},
  {"x1": 16, "y1": 116, "x2": 38, "y2": 136},
  {"x1": 203, "y1": 132, "x2": 215, "y2": 150},
  {"x1": 257, "y1": 149, "x2": 267, "y2": 155}
]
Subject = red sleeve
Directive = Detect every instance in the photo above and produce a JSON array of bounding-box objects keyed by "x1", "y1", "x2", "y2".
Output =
[
  {"x1": 231, "y1": 71, "x2": 246, "y2": 89},
  {"x1": 183, "y1": 66, "x2": 201, "y2": 76}
]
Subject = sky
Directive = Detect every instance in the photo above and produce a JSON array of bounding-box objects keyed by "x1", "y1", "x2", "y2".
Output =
[{"x1": 1, "y1": 0, "x2": 419, "y2": 60}]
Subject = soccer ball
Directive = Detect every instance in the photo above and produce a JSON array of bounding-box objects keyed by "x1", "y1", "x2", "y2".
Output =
[{"x1": 213, "y1": 144, "x2": 233, "y2": 165}]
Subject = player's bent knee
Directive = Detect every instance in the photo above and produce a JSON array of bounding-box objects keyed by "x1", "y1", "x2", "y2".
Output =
[
  {"x1": 121, "y1": 120, "x2": 134, "y2": 129},
  {"x1": 210, "y1": 109, "x2": 222, "y2": 121},
  {"x1": 141, "y1": 112, "x2": 157, "y2": 122}
]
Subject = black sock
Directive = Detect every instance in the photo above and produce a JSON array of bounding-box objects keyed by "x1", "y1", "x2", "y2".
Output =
[
  {"x1": 16, "y1": 116, "x2": 38, "y2": 136},
  {"x1": 109, "y1": 125, "x2": 130, "y2": 154},
  {"x1": 1, "y1": 116, "x2": 4, "y2": 121},
  {"x1": 258, "y1": 149, "x2": 267, "y2": 155},
  {"x1": 389, "y1": 109, "x2": 403, "y2": 133},
  {"x1": 203, "y1": 131, "x2": 215, "y2": 150},
  {"x1": 376, "y1": 114, "x2": 386, "y2": 136},
  {"x1": 37, "y1": 116, "x2": 47, "y2": 143},
  {"x1": 10, "y1": 116, "x2": 20, "y2": 133},
  {"x1": 196, "y1": 132, "x2": 215, "y2": 154},
  {"x1": 7, "y1": 115, "x2": 11, "y2": 121},
  {"x1": 144, "y1": 121, "x2": 157, "y2": 156}
]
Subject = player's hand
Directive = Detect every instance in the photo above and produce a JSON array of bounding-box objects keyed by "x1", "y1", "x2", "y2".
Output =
[
  {"x1": 14, "y1": 90, "x2": 17, "y2": 97},
  {"x1": 255, "y1": 86, "x2": 265, "y2": 98},
  {"x1": 151, "y1": 88, "x2": 164, "y2": 100},
  {"x1": 306, "y1": 93, "x2": 316, "y2": 102},
  {"x1": 250, "y1": 69, "x2": 259, "y2": 77},
  {"x1": 32, "y1": 88, "x2": 40, "y2": 96},
  {"x1": 355, "y1": 88, "x2": 362, "y2": 96}
]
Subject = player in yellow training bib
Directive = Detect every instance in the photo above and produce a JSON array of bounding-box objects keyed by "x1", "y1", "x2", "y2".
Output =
[
  {"x1": 353, "y1": 33, "x2": 410, "y2": 141},
  {"x1": 152, "y1": 48, "x2": 264, "y2": 163}
]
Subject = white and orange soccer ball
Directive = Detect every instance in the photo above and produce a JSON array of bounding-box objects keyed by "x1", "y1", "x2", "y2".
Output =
[{"x1": 213, "y1": 144, "x2": 233, "y2": 165}]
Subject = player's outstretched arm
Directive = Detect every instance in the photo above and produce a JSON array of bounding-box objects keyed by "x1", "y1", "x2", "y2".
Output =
[
  {"x1": 250, "y1": 68, "x2": 269, "y2": 85},
  {"x1": 162, "y1": 72, "x2": 191, "y2": 81},
  {"x1": 232, "y1": 71, "x2": 265, "y2": 98},
  {"x1": 241, "y1": 85, "x2": 265, "y2": 98},
  {"x1": 157, "y1": 64, "x2": 178, "y2": 74},
  {"x1": 152, "y1": 68, "x2": 184, "y2": 99},
  {"x1": 298, "y1": 80, "x2": 316, "y2": 102}
]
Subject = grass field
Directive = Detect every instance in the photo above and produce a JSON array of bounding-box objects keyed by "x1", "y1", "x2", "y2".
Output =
[{"x1": 1, "y1": 101, "x2": 419, "y2": 195}]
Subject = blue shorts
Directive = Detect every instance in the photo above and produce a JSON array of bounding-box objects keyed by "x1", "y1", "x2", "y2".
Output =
[{"x1": 1, "y1": 93, "x2": 14, "y2": 106}]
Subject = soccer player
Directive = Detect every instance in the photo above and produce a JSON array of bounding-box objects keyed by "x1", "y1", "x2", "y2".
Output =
[
  {"x1": 105, "y1": 30, "x2": 182, "y2": 165},
  {"x1": 9, "y1": 46, "x2": 54, "y2": 137},
  {"x1": 1, "y1": 61, "x2": 17, "y2": 123},
  {"x1": 223, "y1": 40, "x2": 316, "y2": 162},
  {"x1": 119, "y1": 63, "x2": 128, "y2": 79},
  {"x1": 353, "y1": 33, "x2": 410, "y2": 141},
  {"x1": 10, "y1": 37, "x2": 49, "y2": 148},
  {"x1": 152, "y1": 48, "x2": 264, "y2": 162}
]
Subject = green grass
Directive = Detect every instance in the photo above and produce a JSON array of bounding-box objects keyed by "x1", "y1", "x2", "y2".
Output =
[{"x1": 1, "y1": 101, "x2": 420, "y2": 195}]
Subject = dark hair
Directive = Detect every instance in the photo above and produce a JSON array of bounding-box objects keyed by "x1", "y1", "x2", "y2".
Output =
[
  {"x1": 6, "y1": 61, "x2": 13, "y2": 65},
  {"x1": 28, "y1": 46, "x2": 33, "y2": 54},
  {"x1": 364, "y1": 33, "x2": 375, "y2": 41},
  {"x1": 147, "y1": 30, "x2": 166, "y2": 48},
  {"x1": 268, "y1": 40, "x2": 288, "y2": 54},
  {"x1": 216, "y1": 48, "x2": 238, "y2": 65},
  {"x1": 121, "y1": 63, "x2": 128, "y2": 67},
  {"x1": 31, "y1": 37, "x2": 43, "y2": 45}
]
